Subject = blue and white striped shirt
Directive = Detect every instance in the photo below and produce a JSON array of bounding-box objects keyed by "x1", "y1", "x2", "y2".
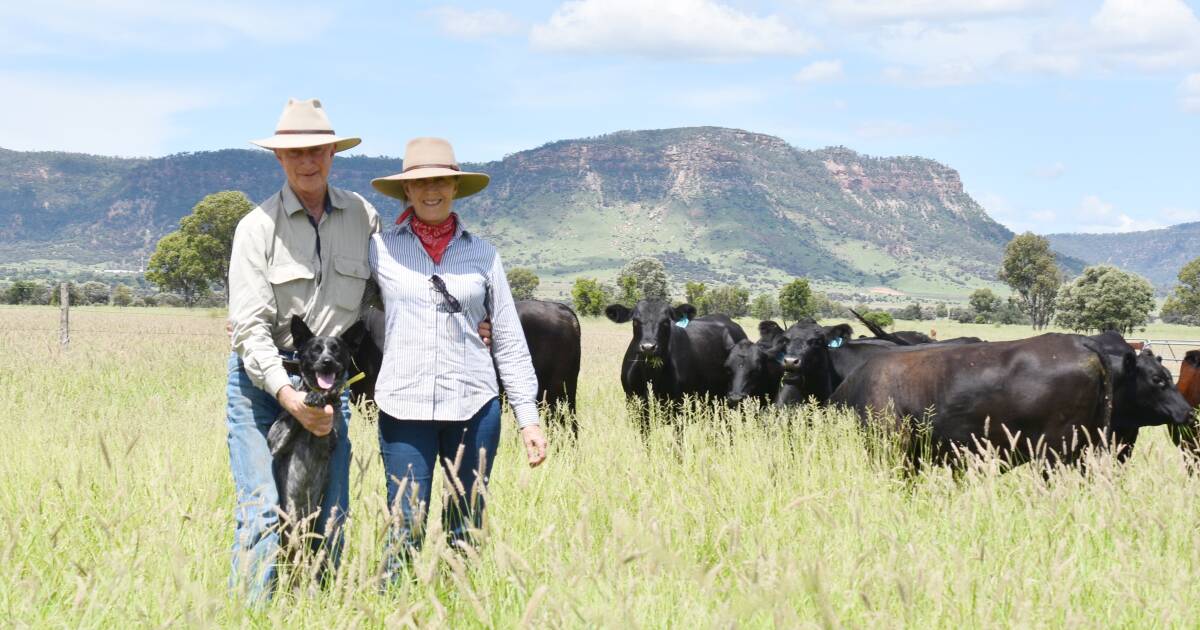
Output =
[{"x1": 368, "y1": 216, "x2": 540, "y2": 428}]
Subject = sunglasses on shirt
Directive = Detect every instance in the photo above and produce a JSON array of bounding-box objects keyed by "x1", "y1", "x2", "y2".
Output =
[{"x1": 429, "y1": 274, "x2": 461, "y2": 313}]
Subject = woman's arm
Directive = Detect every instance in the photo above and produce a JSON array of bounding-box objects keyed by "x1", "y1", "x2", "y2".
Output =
[{"x1": 486, "y1": 252, "x2": 547, "y2": 466}]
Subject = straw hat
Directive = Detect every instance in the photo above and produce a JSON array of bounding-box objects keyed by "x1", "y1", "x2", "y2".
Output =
[
  {"x1": 371, "y1": 137, "x2": 489, "y2": 201},
  {"x1": 251, "y1": 98, "x2": 360, "y2": 153}
]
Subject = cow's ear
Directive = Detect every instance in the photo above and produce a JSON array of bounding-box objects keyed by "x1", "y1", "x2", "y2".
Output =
[
  {"x1": 673, "y1": 304, "x2": 697, "y2": 322},
  {"x1": 825, "y1": 323, "x2": 852, "y2": 346},
  {"x1": 340, "y1": 320, "x2": 367, "y2": 355},
  {"x1": 758, "y1": 320, "x2": 783, "y2": 339},
  {"x1": 605, "y1": 304, "x2": 632, "y2": 323},
  {"x1": 767, "y1": 335, "x2": 789, "y2": 355},
  {"x1": 290, "y1": 314, "x2": 314, "y2": 349},
  {"x1": 723, "y1": 329, "x2": 736, "y2": 352}
]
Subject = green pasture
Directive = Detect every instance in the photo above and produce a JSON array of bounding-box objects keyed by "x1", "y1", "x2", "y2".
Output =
[{"x1": 3, "y1": 305, "x2": 1200, "y2": 627}]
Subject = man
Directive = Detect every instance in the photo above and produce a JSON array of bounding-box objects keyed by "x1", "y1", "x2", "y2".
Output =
[{"x1": 225, "y1": 98, "x2": 376, "y2": 603}]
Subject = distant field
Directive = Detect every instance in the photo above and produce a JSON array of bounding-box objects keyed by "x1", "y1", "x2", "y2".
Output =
[{"x1": 3, "y1": 305, "x2": 1200, "y2": 627}]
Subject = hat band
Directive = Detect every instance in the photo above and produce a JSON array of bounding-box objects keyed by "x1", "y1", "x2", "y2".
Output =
[
  {"x1": 402, "y1": 163, "x2": 461, "y2": 173},
  {"x1": 275, "y1": 129, "x2": 336, "y2": 135}
]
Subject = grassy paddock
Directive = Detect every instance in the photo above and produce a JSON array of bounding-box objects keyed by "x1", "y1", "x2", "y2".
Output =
[{"x1": 3, "y1": 306, "x2": 1200, "y2": 627}]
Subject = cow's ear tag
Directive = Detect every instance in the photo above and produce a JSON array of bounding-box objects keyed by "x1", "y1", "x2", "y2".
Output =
[
  {"x1": 675, "y1": 317, "x2": 690, "y2": 329},
  {"x1": 827, "y1": 337, "x2": 844, "y2": 348}
]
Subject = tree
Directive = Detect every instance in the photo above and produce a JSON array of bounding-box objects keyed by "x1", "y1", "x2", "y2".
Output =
[
  {"x1": 146, "y1": 231, "x2": 222, "y2": 306},
  {"x1": 685, "y1": 281, "x2": 707, "y2": 306},
  {"x1": 507, "y1": 267, "x2": 540, "y2": 300},
  {"x1": 704, "y1": 284, "x2": 750, "y2": 317},
  {"x1": 934, "y1": 303, "x2": 948, "y2": 319},
  {"x1": 999, "y1": 232, "x2": 1061, "y2": 329},
  {"x1": 969, "y1": 288, "x2": 1001, "y2": 317},
  {"x1": 811, "y1": 292, "x2": 845, "y2": 318},
  {"x1": 750, "y1": 293, "x2": 778, "y2": 320},
  {"x1": 778, "y1": 278, "x2": 816, "y2": 325},
  {"x1": 179, "y1": 190, "x2": 255, "y2": 290},
  {"x1": 571, "y1": 277, "x2": 607, "y2": 316},
  {"x1": 1161, "y1": 257, "x2": 1200, "y2": 325},
  {"x1": 80, "y1": 281, "x2": 110, "y2": 305},
  {"x1": 112, "y1": 284, "x2": 135, "y2": 307},
  {"x1": 896, "y1": 302, "x2": 924, "y2": 321},
  {"x1": 5, "y1": 280, "x2": 45, "y2": 305},
  {"x1": 862, "y1": 310, "x2": 894, "y2": 329},
  {"x1": 48, "y1": 282, "x2": 83, "y2": 306},
  {"x1": 617, "y1": 257, "x2": 669, "y2": 303},
  {"x1": 1055, "y1": 265, "x2": 1155, "y2": 334},
  {"x1": 616, "y1": 274, "x2": 639, "y2": 306}
]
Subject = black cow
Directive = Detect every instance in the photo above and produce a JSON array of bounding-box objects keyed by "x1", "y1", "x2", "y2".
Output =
[
  {"x1": 830, "y1": 333, "x2": 1190, "y2": 469},
  {"x1": 726, "y1": 321, "x2": 789, "y2": 404},
  {"x1": 606, "y1": 301, "x2": 748, "y2": 425},
  {"x1": 1088, "y1": 331, "x2": 1193, "y2": 459},
  {"x1": 775, "y1": 321, "x2": 900, "y2": 406},
  {"x1": 516, "y1": 299, "x2": 582, "y2": 432}
]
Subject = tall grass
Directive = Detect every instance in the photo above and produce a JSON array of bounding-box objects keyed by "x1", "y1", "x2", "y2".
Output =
[{"x1": 2, "y1": 306, "x2": 1199, "y2": 627}]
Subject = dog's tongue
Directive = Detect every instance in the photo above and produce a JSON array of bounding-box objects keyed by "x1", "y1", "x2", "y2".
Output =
[{"x1": 317, "y1": 372, "x2": 336, "y2": 390}]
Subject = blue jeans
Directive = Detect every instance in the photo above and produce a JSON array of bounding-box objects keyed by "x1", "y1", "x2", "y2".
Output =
[
  {"x1": 378, "y1": 398, "x2": 502, "y2": 574},
  {"x1": 225, "y1": 351, "x2": 352, "y2": 604}
]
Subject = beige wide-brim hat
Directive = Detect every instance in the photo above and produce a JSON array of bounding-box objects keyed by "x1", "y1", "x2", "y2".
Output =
[
  {"x1": 371, "y1": 137, "x2": 489, "y2": 201},
  {"x1": 251, "y1": 98, "x2": 360, "y2": 153}
]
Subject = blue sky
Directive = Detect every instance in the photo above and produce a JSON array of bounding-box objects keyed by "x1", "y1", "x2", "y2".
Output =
[{"x1": 3, "y1": 0, "x2": 1199, "y2": 235}]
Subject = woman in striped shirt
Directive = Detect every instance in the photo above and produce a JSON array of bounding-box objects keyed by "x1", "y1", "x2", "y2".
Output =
[{"x1": 367, "y1": 137, "x2": 548, "y2": 575}]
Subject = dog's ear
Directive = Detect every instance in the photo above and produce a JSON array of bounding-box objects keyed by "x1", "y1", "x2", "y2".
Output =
[
  {"x1": 290, "y1": 314, "x2": 315, "y2": 349},
  {"x1": 340, "y1": 320, "x2": 367, "y2": 355}
]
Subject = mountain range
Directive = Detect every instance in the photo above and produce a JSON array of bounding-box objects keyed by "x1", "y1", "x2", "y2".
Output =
[{"x1": 0, "y1": 126, "x2": 1185, "y2": 297}]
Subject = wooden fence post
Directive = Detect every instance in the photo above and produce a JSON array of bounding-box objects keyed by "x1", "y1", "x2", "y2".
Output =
[{"x1": 59, "y1": 282, "x2": 69, "y2": 348}]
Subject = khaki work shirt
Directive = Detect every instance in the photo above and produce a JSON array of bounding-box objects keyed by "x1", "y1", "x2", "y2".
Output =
[{"x1": 228, "y1": 184, "x2": 381, "y2": 396}]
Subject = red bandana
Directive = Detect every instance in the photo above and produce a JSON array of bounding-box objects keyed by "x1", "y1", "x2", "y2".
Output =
[{"x1": 397, "y1": 207, "x2": 458, "y2": 264}]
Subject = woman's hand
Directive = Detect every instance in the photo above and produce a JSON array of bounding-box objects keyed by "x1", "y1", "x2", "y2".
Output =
[
  {"x1": 520, "y1": 424, "x2": 548, "y2": 467},
  {"x1": 478, "y1": 320, "x2": 492, "y2": 347}
]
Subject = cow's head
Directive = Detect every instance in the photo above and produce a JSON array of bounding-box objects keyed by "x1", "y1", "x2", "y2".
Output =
[
  {"x1": 1124, "y1": 348, "x2": 1193, "y2": 427},
  {"x1": 725, "y1": 329, "x2": 787, "y2": 403},
  {"x1": 606, "y1": 301, "x2": 691, "y2": 358},
  {"x1": 780, "y1": 322, "x2": 852, "y2": 374}
]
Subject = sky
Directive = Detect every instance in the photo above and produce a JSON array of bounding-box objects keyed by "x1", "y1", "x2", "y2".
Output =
[{"x1": 2, "y1": 0, "x2": 1199, "y2": 235}]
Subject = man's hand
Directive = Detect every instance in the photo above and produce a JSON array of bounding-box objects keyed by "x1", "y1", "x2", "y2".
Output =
[
  {"x1": 478, "y1": 320, "x2": 492, "y2": 348},
  {"x1": 520, "y1": 424, "x2": 548, "y2": 467},
  {"x1": 276, "y1": 385, "x2": 334, "y2": 436}
]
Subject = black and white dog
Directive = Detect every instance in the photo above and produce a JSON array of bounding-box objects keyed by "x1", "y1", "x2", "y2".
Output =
[{"x1": 268, "y1": 315, "x2": 366, "y2": 534}]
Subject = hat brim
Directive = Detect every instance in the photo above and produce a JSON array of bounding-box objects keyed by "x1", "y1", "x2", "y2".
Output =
[
  {"x1": 371, "y1": 169, "x2": 490, "y2": 201},
  {"x1": 251, "y1": 134, "x2": 360, "y2": 153}
]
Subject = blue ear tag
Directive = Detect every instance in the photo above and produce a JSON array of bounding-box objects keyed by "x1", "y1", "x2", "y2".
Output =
[
  {"x1": 675, "y1": 317, "x2": 690, "y2": 329},
  {"x1": 827, "y1": 337, "x2": 844, "y2": 348}
]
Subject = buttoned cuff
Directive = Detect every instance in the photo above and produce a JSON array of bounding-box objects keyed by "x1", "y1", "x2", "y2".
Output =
[
  {"x1": 513, "y1": 403, "x2": 540, "y2": 429},
  {"x1": 264, "y1": 367, "x2": 293, "y2": 399}
]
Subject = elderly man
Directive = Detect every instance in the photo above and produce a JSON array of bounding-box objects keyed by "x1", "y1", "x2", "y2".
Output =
[{"x1": 225, "y1": 98, "x2": 377, "y2": 602}]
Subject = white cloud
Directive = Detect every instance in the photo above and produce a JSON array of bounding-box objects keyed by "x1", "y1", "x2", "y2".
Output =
[
  {"x1": 1076, "y1": 195, "x2": 1163, "y2": 233},
  {"x1": 426, "y1": 7, "x2": 523, "y2": 40},
  {"x1": 826, "y1": 0, "x2": 1051, "y2": 23},
  {"x1": 0, "y1": 0, "x2": 333, "y2": 54},
  {"x1": 0, "y1": 72, "x2": 211, "y2": 156},
  {"x1": 1179, "y1": 73, "x2": 1200, "y2": 112},
  {"x1": 529, "y1": 0, "x2": 816, "y2": 60},
  {"x1": 1088, "y1": 0, "x2": 1200, "y2": 69},
  {"x1": 977, "y1": 191, "x2": 1058, "y2": 233},
  {"x1": 794, "y1": 60, "x2": 844, "y2": 83}
]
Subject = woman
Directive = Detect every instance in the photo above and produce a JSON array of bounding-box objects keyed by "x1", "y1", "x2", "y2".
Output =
[{"x1": 367, "y1": 137, "x2": 548, "y2": 573}]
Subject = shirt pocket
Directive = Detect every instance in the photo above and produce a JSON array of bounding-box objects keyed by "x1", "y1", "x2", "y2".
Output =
[
  {"x1": 332, "y1": 254, "x2": 370, "y2": 310},
  {"x1": 268, "y1": 262, "x2": 314, "y2": 318}
]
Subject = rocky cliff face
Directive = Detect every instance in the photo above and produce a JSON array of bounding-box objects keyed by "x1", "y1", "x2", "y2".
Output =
[{"x1": 0, "y1": 127, "x2": 1018, "y2": 295}]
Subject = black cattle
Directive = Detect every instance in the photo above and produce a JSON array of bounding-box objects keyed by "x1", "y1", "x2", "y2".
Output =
[
  {"x1": 606, "y1": 301, "x2": 748, "y2": 424},
  {"x1": 1085, "y1": 332, "x2": 1194, "y2": 459},
  {"x1": 515, "y1": 299, "x2": 582, "y2": 431},
  {"x1": 775, "y1": 321, "x2": 902, "y2": 406},
  {"x1": 849, "y1": 309, "x2": 981, "y2": 346},
  {"x1": 348, "y1": 307, "x2": 386, "y2": 408},
  {"x1": 726, "y1": 321, "x2": 789, "y2": 404},
  {"x1": 830, "y1": 333, "x2": 1189, "y2": 469}
]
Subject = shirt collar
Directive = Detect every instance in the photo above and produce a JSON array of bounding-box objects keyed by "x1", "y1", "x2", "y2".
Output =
[{"x1": 281, "y1": 184, "x2": 340, "y2": 217}]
